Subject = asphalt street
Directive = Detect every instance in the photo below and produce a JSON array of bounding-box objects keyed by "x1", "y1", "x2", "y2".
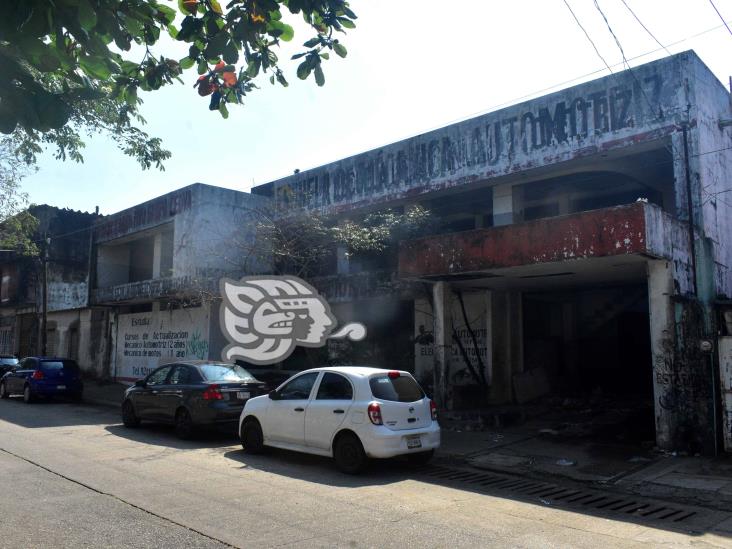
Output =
[{"x1": 1, "y1": 397, "x2": 732, "y2": 548}]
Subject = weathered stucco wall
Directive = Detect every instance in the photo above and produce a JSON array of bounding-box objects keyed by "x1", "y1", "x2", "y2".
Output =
[
  {"x1": 262, "y1": 53, "x2": 699, "y2": 215},
  {"x1": 400, "y1": 202, "x2": 683, "y2": 278},
  {"x1": 691, "y1": 58, "x2": 732, "y2": 299},
  {"x1": 172, "y1": 184, "x2": 272, "y2": 279}
]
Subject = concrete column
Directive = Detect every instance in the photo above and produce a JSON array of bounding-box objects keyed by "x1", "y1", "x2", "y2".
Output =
[
  {"x1": 152, "y1": 233, "x2": 163, "y2": 279},
  {"x1": 487, "y1": 290, "x2": 524, "y2": 404},
  {"x1": 648, "y1": 259, "x2": 676, "y2": 450},
  {"x1": 492, "y1": 184, "x2": 514, "y2": 226},
  {"x1": 432, "y1": 281, "x2": 451, "y2": 408}
]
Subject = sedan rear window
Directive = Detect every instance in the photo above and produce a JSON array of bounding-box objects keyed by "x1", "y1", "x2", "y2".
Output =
[
  {"x1": 0, "y1": 358, "x2": 18, "y2": 366},
  {"x1": 369, "y1": 374, "x2": 424, "y2": 402},
  {"x1": 41, "y1": 360, "x2": 79, "y2": 372},
  {"x1": 200, "y1": 364, "x2": 258, "y2": 382}
]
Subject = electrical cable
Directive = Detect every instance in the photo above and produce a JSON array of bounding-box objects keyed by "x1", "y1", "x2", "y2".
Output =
[
  {"x1": 708, "y1": 0, "x2": 732, "y2": 37},
  {"x1": 620, "y1": 0, "x2": 672, "y2": 56},
  {"x1": 562, "y1": 0, "x2": 614, "y2": 74}
]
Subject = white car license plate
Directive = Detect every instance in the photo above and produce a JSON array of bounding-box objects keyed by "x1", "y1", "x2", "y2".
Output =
[
  {"x1": 406, "y1": 435, "x2": 422, "y2": 449},
  {"x1": 57, "y1": 385, "x2": 66, "y2": 390},
  {"x1": 236, "y1": 391, "x2": 250, "y2": 400}
]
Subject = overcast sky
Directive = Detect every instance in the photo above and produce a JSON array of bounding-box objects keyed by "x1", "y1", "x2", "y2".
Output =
[{"x1": 23, "y1": 0, "x2": 732, "y2": 216}]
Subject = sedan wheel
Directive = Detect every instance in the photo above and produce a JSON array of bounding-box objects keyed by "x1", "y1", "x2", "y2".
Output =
[
  {"x1": 121, "y1": 400, "x2": 141, "y2": 428},
  {"x1": 174, "y1": 408, "x2": 194, "y2": 440},
  {"x1": 0, "y1": 382, "x2": 8, "y2": 399},
  {"x1": 23, "y1": 385, "x2": 34, "y2": 404},
  {"x1": 333, "y1": 433, "x2": 367, "y2": 474}
]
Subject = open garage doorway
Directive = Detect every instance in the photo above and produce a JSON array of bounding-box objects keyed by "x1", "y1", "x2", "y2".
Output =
[{"x1": 522, "y1": 283, "x2": 655, "y2": 445}]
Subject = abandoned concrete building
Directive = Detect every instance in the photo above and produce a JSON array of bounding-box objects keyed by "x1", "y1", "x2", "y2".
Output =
[
  {"x1": 90, "y1": 183, "x2": 269, "y2": 381},
  {"x1": 252, "y1": 51, "x2": 732, "y2": 455},
  {"x1": 0, "y1": 205, "x2": 98, "y2": 361}
]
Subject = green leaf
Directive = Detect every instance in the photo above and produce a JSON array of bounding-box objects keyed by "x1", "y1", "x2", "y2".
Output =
[
  {"x1": 167, "y1": 24, "x2": 179, "y2": 39},
  {"x1": 319, "y1": 52, "x2": 329, "y2": 60},
  {"x1": 223, "y1": 42, "x2": 239, "y2": 64},
  {"x1": 210, "y1": 0, "x2": 223, "y2": 14},
  {"x1": 296, "y1": 59, "x2": 311, "y2": 80},
  {"x1": 157, "y1": 5, "x2": 177, "y2": 23},
  {"x1": 79, "y1": 55, "x2": 112, "y2": 80},
  {"x1": 333, "y1": 42, "x2": 347, "y2": 58},
  {"x1": 291, "y1": 52, "x2": 307, "y2": 60},
  {"x1": 197, "y1": 59, "x2": 208, "y2": 74},
  {"x1": 179, "y1": 56, "x2": 195, "y2": 69},
  {"x1": 268, "y1": 20, "x2": 294, "y2": 41},
  {"x1": 303, "y1": 37, "x2": 320, "y2": 48},
  {"x1": 78, "y1": 0, "x2": 97, "y2": 30},
  {"x1": 314, "y1": 64, "x2": 324, "y2": 86},
  {"x1": 276, "y1": 71, "x2": 288, "y2": 87},
  {"x1": 338, "y1": 17, "x2": 356, "y2": 29},
  {"x1": 219, "y1": 101, "x2": 229, "y2": 119}
]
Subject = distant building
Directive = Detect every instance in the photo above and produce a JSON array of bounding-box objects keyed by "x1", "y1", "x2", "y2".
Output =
[
  {"x1": 253, "y1": 51, "x2": 732, "y2": 455},
  {"x1": 0, "y1": 205, "x2": 98, "y2": 362}
]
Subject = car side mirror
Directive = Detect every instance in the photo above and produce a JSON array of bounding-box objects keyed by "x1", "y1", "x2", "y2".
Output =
[
  {"x1": 134, "y1": 379, "x2": 146, "y2": 388},
  {"x1": 268, "y1": 390, "x2": 280, "y2": 400}
]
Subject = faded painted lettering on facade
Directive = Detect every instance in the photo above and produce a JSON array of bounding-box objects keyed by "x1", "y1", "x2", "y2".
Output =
[
  {"x1": 272, "y1": 65, "x2": 674, "y2": 213},
  {"x1": 95, "y1": 188, "x2": 192, "y2": 242},
  {"x1": 114, "y1": 307, "x2": 210, "y2": 382}
]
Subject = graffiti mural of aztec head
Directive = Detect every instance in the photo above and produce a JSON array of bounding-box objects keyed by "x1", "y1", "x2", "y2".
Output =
[{"x1": 220, "y1": 276, "x2": 366, "y2": 365}]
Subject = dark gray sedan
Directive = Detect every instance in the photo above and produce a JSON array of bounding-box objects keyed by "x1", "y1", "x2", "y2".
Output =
[{"x1": 121, "y1": 361, "x2": 266, "y2": 439}]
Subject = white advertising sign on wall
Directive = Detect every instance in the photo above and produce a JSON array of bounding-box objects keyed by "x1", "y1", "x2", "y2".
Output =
[{"x1": 114, "y1": 307, "x2": 210, "y2": 382}]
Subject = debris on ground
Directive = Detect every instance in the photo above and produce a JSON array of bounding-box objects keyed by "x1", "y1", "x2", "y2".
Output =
[{"x1": 556, "y1": 459, "x2": 577, "y2": 467}]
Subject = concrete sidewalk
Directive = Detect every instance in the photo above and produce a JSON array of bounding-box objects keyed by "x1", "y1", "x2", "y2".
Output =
[{"x1": 436, "y1": 419, "x2": 732, "y2": 512}]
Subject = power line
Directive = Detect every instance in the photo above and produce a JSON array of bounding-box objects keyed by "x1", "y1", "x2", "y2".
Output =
[
  {"x1": 708, "y1": 0, "x2": 732, "y2": 37},
  {"x1": 562, "y1": 0, "x2": 614, "y2": 74},
  {"x1": 620, "y1": 0, "x2": 672, "y2": 56}
]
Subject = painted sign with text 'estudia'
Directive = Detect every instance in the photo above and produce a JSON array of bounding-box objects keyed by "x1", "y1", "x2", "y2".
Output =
[{"x1": 114, "y1": 307, "x2": 210, "y2": 382}]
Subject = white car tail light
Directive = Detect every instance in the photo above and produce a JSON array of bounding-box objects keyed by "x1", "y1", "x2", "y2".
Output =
[{"x1": 367, "y1": 402, "x2": 383, "y2": 425}]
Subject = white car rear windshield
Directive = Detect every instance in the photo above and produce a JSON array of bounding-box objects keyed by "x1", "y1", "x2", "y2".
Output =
[{"x1": 369, "y1": 375, "x2": 424, "y2": 402}]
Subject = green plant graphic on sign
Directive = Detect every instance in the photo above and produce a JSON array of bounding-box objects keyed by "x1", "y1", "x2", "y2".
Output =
[{"x1": 188, "y1": 331, "x2": 209, "y2": 360}]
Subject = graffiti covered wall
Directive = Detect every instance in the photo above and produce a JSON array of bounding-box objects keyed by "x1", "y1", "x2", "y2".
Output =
[{"x1": 114, "y1": 306, "x2": 210, "y2": 382}]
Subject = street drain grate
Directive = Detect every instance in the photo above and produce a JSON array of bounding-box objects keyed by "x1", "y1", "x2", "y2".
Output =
[{"x1": 416, "y1": 465, "x2": 699, "y2": 525}]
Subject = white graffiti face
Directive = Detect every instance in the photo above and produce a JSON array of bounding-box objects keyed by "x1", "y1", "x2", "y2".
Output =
[{"x1": 220, "y1": 276, "x2": 366, "y2": 365}]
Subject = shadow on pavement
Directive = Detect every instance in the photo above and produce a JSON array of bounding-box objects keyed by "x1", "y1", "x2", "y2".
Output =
[
  {"x1": 0, "y1": 396, "x2": 116, "y2": 428},
  {"x1": 104, "y1": 422, "x2": 240, "y2": 451},
  {"x1": 221, "y1": 445, "x2": 732, "y2": 538}
]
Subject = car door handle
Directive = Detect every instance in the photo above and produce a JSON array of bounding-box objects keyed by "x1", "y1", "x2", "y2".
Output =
[
  {"x1": 294, "y1": 407, "x2": 305, "y2": 412},
  {"x1": 333, "y1": 409, "x2": 345, "y2": 414}
]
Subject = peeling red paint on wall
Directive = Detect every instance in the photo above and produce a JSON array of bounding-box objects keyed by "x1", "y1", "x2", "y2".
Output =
[{"x1": 398, "y1": 203, "x2": 649, "y2": 277}]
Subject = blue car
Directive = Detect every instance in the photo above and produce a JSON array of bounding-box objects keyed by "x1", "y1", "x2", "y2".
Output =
[{"x1": 0, "y1": 357, "x2": 83, "y2": 403}]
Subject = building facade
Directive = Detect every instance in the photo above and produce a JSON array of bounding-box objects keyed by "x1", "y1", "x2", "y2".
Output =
[
  {"x1": 90, "y1": 183, "x2": 270, "y2": 382},
  {"x1": 0, "y1": 205, "x2": 98, "y2": 363},
  {"x1": 252, "y1": 51, "x2": 732, "y2": 454}
]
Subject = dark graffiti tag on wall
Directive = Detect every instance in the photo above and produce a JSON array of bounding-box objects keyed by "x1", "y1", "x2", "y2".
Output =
[{"x1": 272, "y1": 68, "x2": 669, "y2": 213}]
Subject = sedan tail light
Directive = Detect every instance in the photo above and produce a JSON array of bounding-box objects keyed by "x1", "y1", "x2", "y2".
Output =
[
  {"x1": 367, "y1": 402, "x2": 383, "y2": 425},
  {"x1": 430, "y1": 399, "x2": 438, "y2": 421},
  {"x1": 202, "y1": 384, "x2": 224, "y2": 400},
  {"x1": 31, "y1": 370, "x2": 44, "y2": 380}
]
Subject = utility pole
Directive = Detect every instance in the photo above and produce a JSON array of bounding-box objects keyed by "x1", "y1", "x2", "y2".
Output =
[{"x1": 41, "y1": 235, "x2": 49, "y2": 356}]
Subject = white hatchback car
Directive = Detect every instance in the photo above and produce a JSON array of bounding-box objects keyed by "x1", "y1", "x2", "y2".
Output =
[{"x1": 238, "y1": 366, "x2": 440, "y2": 473}]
